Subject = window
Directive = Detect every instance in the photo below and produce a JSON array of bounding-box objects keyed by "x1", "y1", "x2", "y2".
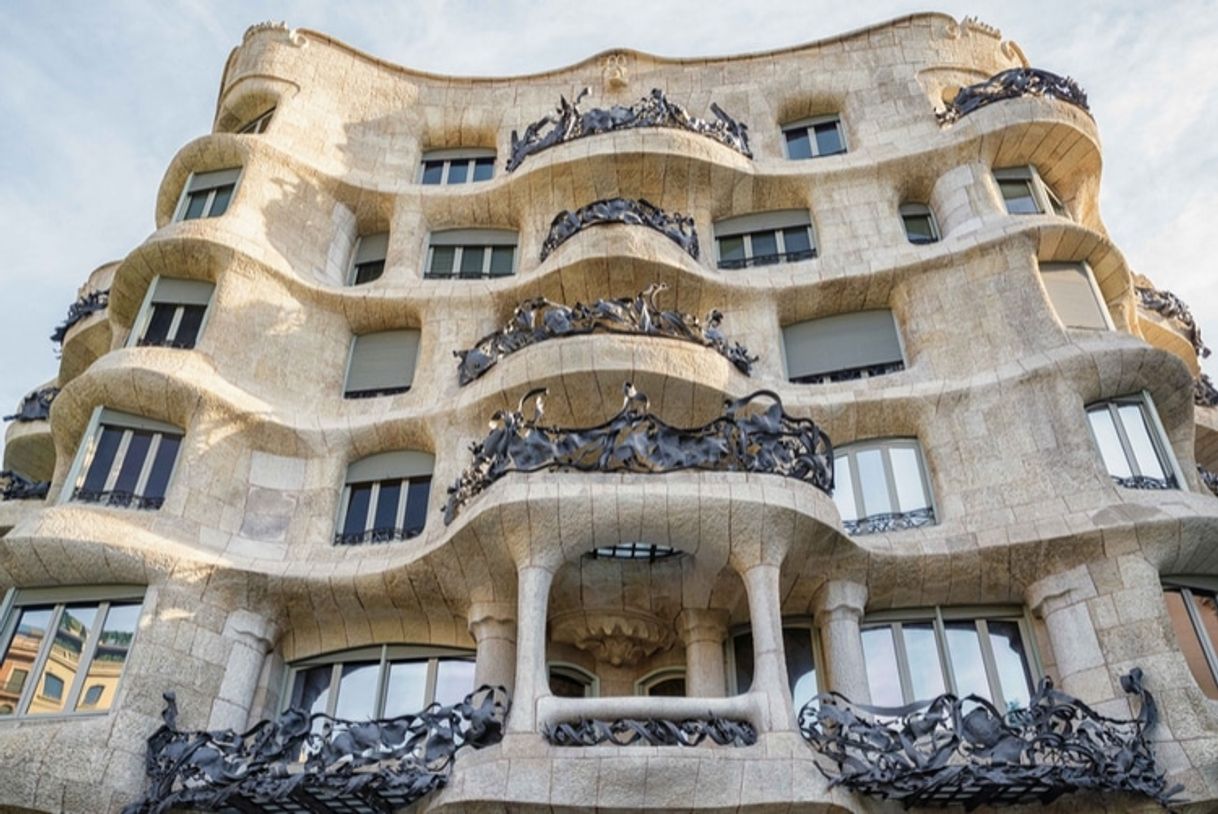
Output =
[
  {"x1": 782, "y1": 115, "x2": 846, "y2": 159},
  {"x1": 68, "y1": 409, "x2": 183, "y2": 510},
  {"x1": 549, "y1": 663, "x2": 598, "y2": 698},
  {"x1": 783, "y1": 310, "x2": 905, "y2": 384},
  {"x1": 900, "y1": 203, "x2": 940, "y2": 245},
  {"x1": 286, "y1": 645, "x2": 475, "y2": 721},
  {"x1": 637, "y1": 668, "x2": 686, "y2": 697},
  {"x1": 0, "y1": 587, "x2": 143, "y2": 718},
  {"x1": 425, "y1": 229, "x2": 517, "y2": 279},
  {"x1": 349, "y1": 233, "x2": 388, "y2": 286},
  {"x1": 174, "y1": 168, "x2": 240, "y2": 221},
  {"x1": 714, "y1": 210, "x2": 816, "y2": 269},
  {"x1": 1163, "y1": 579, "x2": 1218, "y2": 699},
  {"x1": 343, "y1": 330, "x2": 420, "y2": 399},
  {"x1": 336, "y1": 451, "x2": 434, "y2": 544},
  {"x1": 1086, "y1": 396, "x2": 1178, "y2": 490},
  {"x1": 833, "y1": 439, "x2": 935, "y2": 535},
  {"x1": 731, "y1": 624, "x2": 820, "y2": 711},
  {"x1": 590, "y1": 543, "x2": 681, "y2": 560},
  {"x1": 861, "y1": 607, "x2": 1036, "y2": 711},
  {"x1": 129, "y1": 277, "x2": 214, "y2": 349},
  {"x1": 419, "y1": 149, "x2": 496, "y2": 185},
  {"x1": 1039, "y1": 262, "x2": 1110, "y2": 330},
  {"x1": 237, "y1": 108, "x2": 274, "y2": 135},
  {"x1": 993, "y1": 166, "x2": 1068, "y2": 217}
]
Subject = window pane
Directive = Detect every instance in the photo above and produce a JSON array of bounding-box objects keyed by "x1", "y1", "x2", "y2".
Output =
[
  {"x1": 784, "y1": 129, "x2": 812, "y2": 160},
  {"x1": 862, "y1": 626, "x2": 903, "y2": 706},
  {"x1": 354, "y1": 260, "x2": 385, "y2": 285},
  {"x1": 551, "y1": 668, "x2": 592, "y2": 698},
  {"x1": 473, "y1": 158, "x2": 494, "y2": 182},
  {"x1": 733, "y1": 632, "x2": 754, "y2": 694},
  {"x1": 183, "y1": 192, "x2": 207, "y2": 220},
  {"x1": 0, "y1": 607, "x2": 54, "y2": 715},
  {"x1": 290, "y1": 665, "x2": 334, "y2": 715},
  {"x1": 428, "y1": 246, "x2": 455, "y2": 277},
  {"x1": 856, "y1": 448, "x2": 892, "y2": 517},
  {"x1": 1046, "y1": 187, "x2": 1067, "y2": 217},
  {"x1": 1117, "y1": 404, "x2": 1167, "y2": 480},
  {"x1": 343, "y1": 483, "x2": 374, "y2": 537},
  {"x1": 173, "y1": 305, "x2": 206, "y2": 347},
  {"x1": 81, "y1": 426, "x2": 124, "y2": 494},
  {"x1": 784, "y1": 628, "x2": 817, "y2": 710},
  {"x1": 373, "y1": 480, "x2": 402, "y2": 534},
  {"x1": 1167, "y1": 590, "x2": 1218, "y2": 698},
  {"x1": 403, "y1": 477, "x2": 431, "y2": 538},
  {"x1": 208, "y1": 185, "x2": 233, "y2": 217},
  {"x1": 987, "y1": 620, "x2": 1034, "y2": 710},
  {"x1": 382, "y1": 660, "x2": 428, "y2": 716},
  {"x1": 813, "y1": 122, "x2": 844, "y2": 156},
  {"x1": 999, "y1": 180, "x2": 1039, "y2": 214},
  {"x1": 782, "y1": 226, "x2": 813, "y2": 259},
  {"x1": 889, "y1": 446, "x2": 929, "y2": 513},
  {"x1": 944, "y1": 621, "x2": 989, "y2": 702},
  {"x1": 143, "y1": 304, "x2": 176, "y2": 345},
  {"x1": 112, "y1": 430, "x2": 153, "y2": 496},
  {"x1": 421, "y1": 161, "x2": 444, "y2": 185},
  {"x1": 74, "y1": 602, "x2": 140, "y2": 712},
  {"x1": 1088, "y1": 408, "x2": 1132, "y2": 478},
  {"x1": 459, "y1": 246, "x2": 485, "y2": 278},
  {"x1": 333, "y1": 661, "x2": 379, "y2": 719},
  {"x1": 646, "y1": 676, "x2": 686, "y2": 697},
  {"x1": 717, "y1": 236, "x2": 746, "y2": 267},
  {"x1": 433, "y1": 658, "x2": 476, "y2": 706},
  {"x1": 489, "y1": 246, "x2": 515, "y2": 277},
  {"x1": 749, "y1": 230, "x2": 779, "y2": 264},
  {"x1": 903, "y1": 214, "x2": 937, "y2": 244},
  {"x1": 29, "y1": 604, "x2": 100, "y2": 715},
  {"x1": 446, "y1": 161, "x2": 468, "y2": 184},
  {"x1": 902, "y1": 622, "x2": 945, "y2": 700},
  {"x1": 832, "y1": 455, "x2": 858, "y2": 521},
  {"x1": 143, "y1": 434, "x2": 180, "y2": 504}
]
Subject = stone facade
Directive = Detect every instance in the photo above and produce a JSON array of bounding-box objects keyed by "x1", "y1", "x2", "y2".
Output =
[{"x1": 1, "y1": 12, "x2": 1217, "y2": 813}]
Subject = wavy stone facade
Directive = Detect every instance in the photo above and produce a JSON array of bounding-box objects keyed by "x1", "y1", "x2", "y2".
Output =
[{"x1": 2, "y1": 13, "x2": 1218, "y2": 814}]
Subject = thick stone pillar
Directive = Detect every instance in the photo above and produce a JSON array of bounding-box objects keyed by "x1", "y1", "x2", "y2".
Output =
[
  {"x1": 469, "y1": 602, "x2": 517, "y2": 693},
  {"x1": 678, "y1": 608, "x2": 729, "y2": 698},
  {"x1": 742, "y1": 563, "x2": 794, "y2": 731},
  {"x1": 508, "y1": 565, "x2": 555, "y2": 734},
  {"x1": 812, "y1": 580, "x2": 870, "y2": 704},
  {"x1": 209, "y1": 609, "x2": 277, "y2": 731},
  {"x1": 1026, "y1": 564, "x2": 1111, "y2": 704}
]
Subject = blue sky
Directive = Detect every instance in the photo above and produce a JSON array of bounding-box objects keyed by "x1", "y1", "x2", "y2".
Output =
[{"x1": 1, "y1": 0, "x2": 1216, "y2": 463}]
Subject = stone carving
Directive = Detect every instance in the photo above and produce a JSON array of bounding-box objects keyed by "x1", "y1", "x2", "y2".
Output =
[
  {"x1": 1138, "y1": 285, "x2": 1211, "y2": 359},
  {"x1": 3, "y1": 386, "x2": 58, "y2": 423},
  {"x1": 243, "y1": 20, "x2": 304, "y2": 47},
  {"x1": 602, "y1": 52, "x2": 629, "y2": 91},
  {"x1": 1196, "y1": 374, "x2": 1218, "y2": 409},
  {"x1": 454, "y1": 283, "x2": 756, "y2": 384},
  {"x1": 1199, "y1": 465, "x2": 1218, "y2": 498},
  {"x1": 545, "y1": 717, "x2": 757, "y2": 747},
  {"x1": 506, "y1": 87, "x2": 751, "y2": 172},
  {"x1": 0, "y1": 471, "x2": 49, "y2": 502},
  {"x1": 50, "y1": 288, "x2": 109, "y2": 344},
  {"x1": 123, "y1": 686, "x2": 508, "y2": 814},
  {"x1": 541, "y1": 197, "x2": 699, "y2": 261},
  {"x1": 550, "y1": 608, "x2": 674, "y2": 667},
  {"x1": 799, "y1": 668, "x2": 1181, "y2": 809},
  {"x1": 938, "y1": 68, "x2": 1090, "y2": 124},
  {"x1": 843, "y1": 507, "x2": 935, "y2": 536},
  {"x1": 443, "y1": 383, "x2": 833, "y2": 524}
]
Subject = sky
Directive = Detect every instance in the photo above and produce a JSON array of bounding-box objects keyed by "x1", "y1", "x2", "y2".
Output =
[{"x1": 1, "y1": 0, "x2": 1217, "y2": 464}]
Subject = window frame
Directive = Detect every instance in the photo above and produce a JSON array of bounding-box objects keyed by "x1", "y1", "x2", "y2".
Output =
[
  {"x1": 334, "y1": 451, "x2": 434, "y2": 545},
  {"x1": 126, "y1": 276, "x2": 216, "y2": 350},
  {"x1": 899, "y1": 203, "x2": 940, "y2": 245},
  {"x1": 547, "y1": 661, "x2": 599, "y2": 698},
  {"x1": 348, "y1": 232, "x2": 390, "y2": 287},
  {"x1": 993, "y1": 166, "x2": 1069, "y2": 218},
  {"x1": 726, "y1": 618, "x2": 824, "y2": 701},
  {"x1": 713, "y1": 209, "x2": 817, "y2": 269},
  {"x1": 1038, "y1": 261, "x2": 1114, "y2": 331},
  {"x1": 0, "y1": 585, "x2": 145, "y2": 721},
  {"x1": 342, "y1": 330, "x2": 421, "y2": 400},
  {"x1": 1162, "y1": 577, "x2": 1218, "y2": 698},
  {"x1": 418, "y1": 148, "x2": 496, "y2": 185},
  {"x1": 172, "y1": 168, "x2": 242, "y2": 222},
  {"x1": 1085, "y1": 392, "x2": 1183, "y2": 490},
  {"x1": 635, "y1": 666, "x2": 687, "y2": 697},
  {"x1": 781, "y1": 114, "x2": 848, "y2": 160},
  {"x1": 237, "y1": 107, "x2": 275, "y2": 135},
  {"x1": 782, "y1": 310, "x2": 907, "y2": 385},
  {"x1": 424, "y1": 229, "x2": 518, "y2": 280},
  {"x1": 832, "y1": 438, "x2": 937, "y2": 533},
  {"x1": 60, "y1": 407, "x2": 184, "y2": 510}
]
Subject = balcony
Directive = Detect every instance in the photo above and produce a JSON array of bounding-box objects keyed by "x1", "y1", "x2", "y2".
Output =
[{"x1": 937, "y1": 67, "x2": 1090, "y2": 124}]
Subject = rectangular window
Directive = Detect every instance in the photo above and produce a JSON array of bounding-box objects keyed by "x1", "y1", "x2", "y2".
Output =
[
  {"x1": 994, "y1": 166, "x2": 1069, "y2": 218},
  {"x1": 1086, "y1": 396, "x2": 1178, "y2": 489},
  {"x1": 782, "y1": 115, "x2": 846, "y2": 160},
  {"x1": 69, "y1": 410, "x2": 183, "y2": 510},
  {"x1": 131, "y1": 277, "x2": 214, "y2": 349},
  {"x1": 336, "y1": 451, "x2": 434, "y2": 544},
  {"x1": 425, "y1": 229, "x2": 517, "y2": 279},
  {"x1": 237, "y1": 108, "x2": 274, "y2": 135},
  {"x1": 350, "y1": 232, "x2": 389, "y2": 286},
  {"x1": 344, "y1": 330, "x2": 420, "y2": 399},
  {"x1": 418, "y1": 149, "x2": 496, "y2": 185},
  {"x1": 714, "y1": 210, "x2": 816, "y2": 269},
  {"x1": 783, "y1": 310, "x2": 904, "y2": 384},
  {"x1": 175, "y1": 168, "x2": 241, "y2": 221},
  {"x1": 1163, "y1": 582, "x2": 1218, "y2": 699},
  {"x1": 1039, "y1": 262, "x2": 1110, "y2": 330},
  {"x1": 900, "y1": 203, "x2": 940, "y2": 245},
  {"x1": 833, "y1": 439, "x2": 935, "y2": 535},
  {"x1": 0, "y1": 588, "x2": 143, "y2": 719}
]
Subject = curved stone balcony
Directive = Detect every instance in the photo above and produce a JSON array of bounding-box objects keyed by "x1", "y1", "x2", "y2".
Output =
[{"x1": 3, "y1": 383, "x2": 57, "y2": 483}]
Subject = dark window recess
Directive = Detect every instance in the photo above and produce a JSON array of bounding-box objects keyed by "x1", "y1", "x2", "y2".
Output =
[
  {"x1": 138, "y1": 304, "x2": 207, "y2": 349},
  {"x1": 789, "y1": 360, "x2": 906, "y2": 385},
  {"x1": 335, "y1": 476, "x2": 432, "y2": 545},
  {"x1": 353, "y1": 260, "x2": 385, "y2": 285},
  {"x1": 73, "y1": 423, "x2": 181, "y2": 510}
]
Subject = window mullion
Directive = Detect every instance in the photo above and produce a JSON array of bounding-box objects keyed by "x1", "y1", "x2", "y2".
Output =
[
  {"x1": 17, "y1": 604, "x2": 65, "y2": 715},
  {"x1": 166, "y1": 306, "x2": 185, "y2": 343},
  {"x1": 395, "y1": 479, "x2": 409, "y2": 532},
  {"x1": 326, "y1": 663, "x2": 341, "y2": 718},
  {"x1": 975, "y1": 619, "x2": 1006, "y2": 708},
  {"x1": 375, "y1": 646, "x2": 390, "y2": 718},
  {"x1": 132, "y1": 433, "x2": 162, "y2": 498},
  {"x1": 63, "y1": 601, "x2": 109, "y2": 712},
  {"x1": 1109, "y1": 402, "x2": 1142, "y2": 477},
  {"x1": 102, "y1": 430, "x2": 134, "y2": 492},
  {"x1": 881, "y1": 446, "x2": 901, "y2": 515},
  {"x1": 203, "y1": 188, "x2": 218, "y2": 217},
  {"x1": 934, "y1": 609, "x2": 958, "y2": 697},
  {"x1": 424, "y1": 658, "x2": 439, "y2": 706},
  {"x1": 848, "y1": 450, "x2": 865, "y2": 517},
  {"x1": 367, "y1": 483, "x2": 382, "y2": 533},
  {"x1": 481, "y1": 245, "x2": 492, "y2": 277},
  {"x1": 890, "y1": 623, "x2": 915, "y2": 704}
]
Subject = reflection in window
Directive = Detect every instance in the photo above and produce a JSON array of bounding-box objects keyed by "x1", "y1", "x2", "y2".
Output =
[
  {"x1": 833, "y1": 439, "x2": 935, "y2": 535},
  {"x1": 1164, "y1": 583, "x2": 1218, "y2": 699},
  {"x1": 1086, "y1": 397, "x2": 1177, "y2": 490}
]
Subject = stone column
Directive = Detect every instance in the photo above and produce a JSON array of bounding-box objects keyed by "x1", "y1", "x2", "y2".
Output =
[
  {"x1": 812, "y1": 580, "x2": 870, "y2": 704},
  {"x1": 508, "y1": 564, "x2": 555, "y2": 734},
  {"x1": 742, "y1": 563, "x2": 795, "y2": 731},
  {"x1": 1026, "y1": 564, "x2": 1110, "y2": 704},
  {"x1": 469, "y1": 601, "x2": 517, "y2": 693},
  {"x1": 678, "y1": 608, "x2": 729, "y2": 698},
  {"x1": 209, "y1": 609, "x2": 277, "y2": 731}
]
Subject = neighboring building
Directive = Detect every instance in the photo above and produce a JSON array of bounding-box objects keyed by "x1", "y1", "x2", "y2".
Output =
[{"x1": 2, "y1": 12, "x2": 1218, "y2": 813}]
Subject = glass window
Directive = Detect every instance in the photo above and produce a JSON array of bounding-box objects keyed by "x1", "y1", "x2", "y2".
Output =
[
  {"x1": 732, "y1": 625, "x2": 819, "y2": 708},
  {"x1": 782, "y1": 116, "x2": 846, "y2": 159},
  {"x1": 549, "y1": 663, "x2": 597, "y2": 697},
  {"x1": 999, "y1": 179, "x2": 1040, "y2": 214},
  {"x1": 861, "y1": 608, "x2": 1035, "y2": 711},
  {"x1": 336, "y1": 451, "x2": 434, "y2": 545},
  {"x1": 71, "y1": 412, "x2": 183, "y2": 510},
  {"x1": 834, "y1": 439, "x2": 935, "y2": 535},
  {"x1": 783, "y1": 310, "x2": 904, "y2": 384},
  {"x1": 1164, "y1": 583, "x2": 1218, "y2": 699},
  {"x1": 638, "y1": 669, "x2": 686, "y2": 697},
  {"x1": 900, "y1": 204, "x2": 939, "y2": 245},
  {"x1": 176, "y1": 168, "x2": 240, "y2": 221},
  {"x1": 426, "y1": 230, "x2": 517, "y2": 279},
  {"x1": 994, "y1": 166, "x2": 1069, "y2": 219},
  {"x1": 0, "y1": 590, "x2": 143, "y2": 719},
  {"x1": 714, "y1": 210, "x2": 816, "y2": 269},
  {"x1": 137, "y1": 300, "x2": 209, "y2": 349},
  {"x1": 418, "y1": 150, "x2": 496, "y2": 185},
  {"x1": 1085, "y1": 397, "x2": 1177, "y2": 489},
  {"x1": 237, "y1": 108, "x2": 275, "y2": 135}
]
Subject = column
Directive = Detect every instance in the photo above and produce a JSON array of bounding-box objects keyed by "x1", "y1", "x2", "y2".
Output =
[
  {"x1": 209, "y1": 609, "x2": 277, "y2": 731},
  {"x1": 508, "y1": 564, "x2": 555, "y2": 734},
  {"x1": 1025, "y1": 564, "x2": 1110, "y2": 704},
  {"x1": 469, "y1": 601, "x2": 517, "y2": 693},
  {"x1": 812, "y1": 580, "x2": 870, "y2": 704},
  {"x1": 742, "y1": 563, "x2": 795, "y2": 731},
  {"x1": 678, "y1": 608, "x2": 729, "y2": 698}
]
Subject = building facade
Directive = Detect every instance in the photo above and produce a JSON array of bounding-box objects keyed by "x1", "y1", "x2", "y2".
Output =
[{"x1": 2, "y1": 12, "x2": 1218, "y2": 813}]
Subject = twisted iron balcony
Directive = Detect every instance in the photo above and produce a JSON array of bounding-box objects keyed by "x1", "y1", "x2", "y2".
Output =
[
  {"x1": 0, "y1": 470, "x2": 49, "y2": 501},
  {"x1": 72, "y1": 488, "x2": 165, "y2": 510},
  {"x1": 843, "y1": 507, "x2": 935, "y2": 536},
  {"x1": 545, "y1": 716, "x2": 756, "y2": 747},
  {"x1": 938, "y1": 67, "x2": 1090, "y2": 124},
  {"x1": 2, "y1": 386, "x2": 57, "y2": 422},
  {"x1": 50, "y1": 288, "x2": 109, "y2": 344},
  {"x1": 1199, "y1": 465, "x2": 1218, "y2": 498},
  {"x1": 1138, "y1": 284, "x2": 1211, "y2": 359},
  {"x1": 541, "y1": 197, "x2": 699, "y2": 261}
]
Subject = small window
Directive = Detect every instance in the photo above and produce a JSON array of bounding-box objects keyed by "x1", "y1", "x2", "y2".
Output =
[
  {"x1": 425, "y1": 229, "x2": 517, "y2": 279},
  {"x1": 549, "y1": 663, "x2": 598, "y2": 698},
  {"x1": 637, "y1": 668, "x2": 686, "y2": 697},
  {"x1": 714, "y1": 210, "x2": 816, "y2": 269},
  {"x1": 0, "y1": 587, "x2": 143, "y2": 719},
  {"x1": 899, "y1": 203, "x2": 939, "y2": 245},
  {"x1": 336, "y1": 451, "x2": 434, "y2": 544},
  {"x1": 1162, "y1": 580, "x2": 1218, "y2": 699},
  {"x1": 286, "y1": 645, "x2": 474, "y2": 720},
  {"x1": 350, "y1": 233, "x2": 388, "y2": 286},
  {"x1": 993, "y1": 166, "x2": 1069, "y2": 218},
  {"x1": 731, "y1": 624, "x2": 820, "y2": 711},
  {"x1": 783, "y1": 310, "x2": 905, "y2": 384},
  {"x1": 590, "y1": 543, "x2": 681, "y2": 560},
  {"x1": 237, "y1": 108, "x2": 274, "y2": 135},
  {"x1": 1086, "y1": 396, "x2": 1178, "y2": 490},
  {"x1": 1039, "y1": 262, "x2": 1110, "y2": 330},
  {"x1": 419, "y1": 149, "x2": 496, "y2": 185},
  {"x1": 69, "y1": 409, "x2": 183, "y2": 510},
  {"x1": 175, "y1": 168, "x2": 240, "y2": 221},
  {"x1": 782, "y1": 115, "x2": 847, "y2": 160},
  {"x1": 343, "y1": 330, "x2": 420, "y2": 399},
  {"x1": 130, "y1": 277, "x2": 214, "y2": 349},
  {"x1": 862, "y1": 607, "x2": 1035, "y2": 711},
  {"x1": 833, "y1": 439, "x2": 935, "y2": 535}
]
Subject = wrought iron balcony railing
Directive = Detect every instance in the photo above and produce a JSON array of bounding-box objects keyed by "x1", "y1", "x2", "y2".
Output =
[
  {"x1": 123, "y1": 686, "x2": 508, "y2": 814},
  {"x1": 544, "y1": 716, "x2": 756, "y2": 747},
  {"x1": 507, "y1": 86, "x2": 752, "y2": 172},
  {"x1": 1111, "y1": 474, "x2": 1176, "y2": 491},
  {"x1": 843, "y1": 507, "x2": 935, "y2": 536},
  {"x1": 2, "y1": 386, "x2": 57, "y2": 423},
  {"x1": 443, "y1": 383, "x2": 833, "y2": 524},
  {"x1": 790, "y1": 360, "x2": 906, "y2": 386},
  {"x1": 0, "y1": 470, "x2": 49, "y2": 502},
  {"x1": 1197, "y1": 373, "x2": 1218, "y2": 408},
  {"x1": 50, "y1": 288, "x2": 109, "y2": 345},
  {"x1": 718, "y1": 248, "x2": 817, "y2": 269},
  {"x1": 454, "y1": 283, "x2": 756, "y2": 384},
  {"x1": 1138, "y1": 284, "x2": 1211, "y2": 360},
  {"x1": 72, "y1": 489, "x2": 165, "y2": 510},
  {"x1": 1199, "y1": 465, "x2": 1218, "y2": 498},
  {"x1": 799, "y1": 668, "x2": 1180, "y2": 809},
  {"x1": 333, "y1": 524, "x2": 425, "y2": 546},
  {"x1": 541, "y1": 197, "x2": 699, "y2": 261},
  {"x1": 938, "y1": 67, "x2": 1090, "y2": 124}
]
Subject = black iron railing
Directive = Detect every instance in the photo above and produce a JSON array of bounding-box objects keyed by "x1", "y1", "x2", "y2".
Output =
[
  {"x1": 72, "y1": 489, "x2": 164, "y2": 510},
  {"x1": 843, "y1": 507, "x2": 935, "y2": 536},
  {"x1": 545, "y1": 716, "x2": 756, "y2": 747},
  {"x1": 938, "y1": 67, "x2": 1090, "y2": 124},
  {"x1": 718, "y1": 248, "x2": 816, "y2": 269},
  {"x1": 0, "y1": 471, "x2": 49, "y2": 501},
  {"x1": 790, "y1": 361, "x2": 906, "y2": 386},
  {"x1": 50, "y1": 289, "x2": 109, "y2": 344},
  {"x1": 541, "y1": 197, "x2": 699, "y2": 261},
  {"x1": 2, "y1": 386, "x2": 57, "y2": 423},
  {"x1": 1138, "y1": 285, "x2": 1210, "y2": 360}
]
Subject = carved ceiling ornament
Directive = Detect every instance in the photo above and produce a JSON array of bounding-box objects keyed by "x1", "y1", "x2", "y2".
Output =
[{"x1": 550, "y1": 608, "x2": 675, "y2": 667}]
